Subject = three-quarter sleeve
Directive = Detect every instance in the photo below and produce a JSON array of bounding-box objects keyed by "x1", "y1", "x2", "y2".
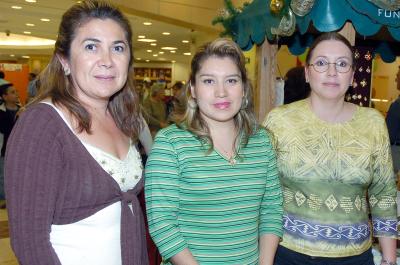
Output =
[
  {"x1": 368, "y1": 115, "x2": 398, "y2": 238},
  {"x1": 5, "y1": 107, "x2": 63, "y2": 265},
  {"x1": 145, "y1": 131, "x2": 187, "y2": 260},
  {"x1": 259, "y1": 132, "x2": 283, "y2": 237}
]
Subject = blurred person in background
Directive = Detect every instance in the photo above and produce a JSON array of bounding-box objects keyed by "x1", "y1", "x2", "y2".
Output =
[{"x1": 0, "y1": 83, "x2": 20, "y2": 209}]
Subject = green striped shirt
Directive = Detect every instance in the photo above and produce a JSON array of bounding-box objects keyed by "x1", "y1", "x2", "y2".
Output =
[{"x1": 145, "y1": 125, "x2": 283, "y2": 265}]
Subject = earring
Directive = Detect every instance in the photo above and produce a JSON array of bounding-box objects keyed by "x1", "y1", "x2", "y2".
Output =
[
  {"x1": 64, "y1": 68, "x2": 70, "y2": 76},
  {"x1": 188, "y1": 98, "x2": 197, "y2": 109},
  {"x1": 241, "y1": 97, "x2": 249, "y2": 109}
]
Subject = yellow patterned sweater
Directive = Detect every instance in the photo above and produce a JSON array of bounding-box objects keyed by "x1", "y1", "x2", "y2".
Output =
[{"x1": 264, "y1": 99, "x2": 398, "y2": 257}]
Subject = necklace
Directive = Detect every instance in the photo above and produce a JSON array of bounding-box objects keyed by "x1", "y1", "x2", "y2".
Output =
[{"x1": 216, "y1": 145, "x2": 237, "y2": 166}]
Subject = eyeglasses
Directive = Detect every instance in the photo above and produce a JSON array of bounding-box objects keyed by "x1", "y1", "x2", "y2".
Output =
[{"x1": 308, "y1": 59, "x2": 353, "y2": 73}]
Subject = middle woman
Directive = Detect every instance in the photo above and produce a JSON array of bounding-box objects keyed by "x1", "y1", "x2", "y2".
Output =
[{"x1": 145, "y1": 38, "x2": 283, "y2": 265}]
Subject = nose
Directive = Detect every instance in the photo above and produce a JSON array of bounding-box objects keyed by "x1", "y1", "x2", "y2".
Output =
[
  {"x1": 215, "y1": 82, "x2": 227, "y2": 97},
  {"x1": 327, "y1": 63, "x2": 337, "y2": 76},
  {"x1": 99, "y1": 49, "x2": 113, "y2": 68}
]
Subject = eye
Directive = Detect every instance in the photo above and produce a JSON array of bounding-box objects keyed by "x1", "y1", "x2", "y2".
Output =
[
  {"x1": 314, "y1": 59, "x2": 328, "y2": 66},
  {"x1": 227, "y1": 78, "x2": 239, "y2": 85},
  {"x1": 336, "y1": 60, "x2": 349, "y2": 68},
  {"x1": 202, "y1": 79, "x2": 214, "y2": 84},
  {"x1": 85, "y1": 43, "x2": 97, "y2": 51},
  {"x1": 113, "y1": 45, "x2": 125, "y2": 53}
]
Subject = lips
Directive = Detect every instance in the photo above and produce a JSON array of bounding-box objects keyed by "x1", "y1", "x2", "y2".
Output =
[
  {"x1": 322, "y1": 82, "x2": 339, "y2": 87},
  {"x1": 94, "y1": 75, "x2": 115, "y2": 81},
  {"x1": 214, "y1": 101, "x2": 231, "y2": 109}
]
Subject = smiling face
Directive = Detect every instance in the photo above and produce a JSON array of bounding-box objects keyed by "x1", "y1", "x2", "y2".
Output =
[
  {"x1": 59, "y1": 18, "x2": 130, "y2": 104},
  {"x1": 191, "y1": 56, "x2": 244, "y2": 127},
  {"x1": 305, "y1": 39, "x2": 354, "y2": 102}
]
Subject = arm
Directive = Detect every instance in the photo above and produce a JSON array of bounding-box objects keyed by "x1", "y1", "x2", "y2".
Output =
[
  {"x1": 259, "y1": 130, "x2": 284, "y2": 265},
  {"x1": 142, "y1": 101, "x2": 163, "y2": 129},
  {"x1": 5, "y1": 106, "x2": 62, "y2": 265},
  {"x1": 368, "y1": 115, "x2": 398, "y2": 262},
  {"x1": 138, "y1": 116, "x2": 153, "y2": 155},
  {"x1": 386, "y1": 101, "x2": 400, "y2": 144},
  {"x1": 259, "y1": 234, "x2": 281, "y2": 265},
  {"x1": 145, "y1": 130, "x2": 197, "y2": 264},
  {"x1": 378, "y1": 237, "x2": 397, "y2": 265},
  {"x1": 169, "y1": 249, "x2": 199, "y2": 265}
]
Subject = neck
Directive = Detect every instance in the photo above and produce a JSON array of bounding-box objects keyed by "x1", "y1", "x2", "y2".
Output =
[{"x1": 309, "y1": 95, "x2": 346, "y2": 123}]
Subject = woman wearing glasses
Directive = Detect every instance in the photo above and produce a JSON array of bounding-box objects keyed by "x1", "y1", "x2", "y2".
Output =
[{"x1": 264, "y1": 32, "x2": 398, "y2": 265}]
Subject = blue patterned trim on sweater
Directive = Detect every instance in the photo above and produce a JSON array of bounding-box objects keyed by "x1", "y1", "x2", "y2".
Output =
[{"x1": 283, "y1": 214, "x2": 370, "y2": 244}]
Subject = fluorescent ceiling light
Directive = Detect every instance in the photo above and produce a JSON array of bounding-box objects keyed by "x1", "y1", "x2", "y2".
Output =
[
  {"x1": 183, "y1": 52, "x2": 191, "y2": 56},
  {"x1": 12, "y1": 6, "x2": 22, "y2": 9},
  {"x1": 146, "y1": 50, "x2": 152, "y2": 53},
  {"x1": 143, "y1": 22, "x2": 152, "y2": 26},
  {"x1": 25, "y1": 0, "x2": 37, "y2": 2},
  {"x1": 138, "y1": 39, "x2": 156, "y2": 43},
  {"x1": 138, "y1": 35, "x2": 145, "y2": 39},
  {"x1": 182, "y1": 40, "x2": 189, "y2": 43},
  {"x1": 170, "y1": 50, "x2": 176, "y2": 53},
  {"x1": 161, "y1": 47, "x2": 177, "y2": 50},
  {"x1": 23, "y1": 31, "x2": 31, "y2": 34},
  {"x1": 150, "y1": 43, "x2": 157, "y2": 46},
  {"x1": 162, "y1": 32, "x2": 170, "y2": 35},
  {"x1": 0, "y1": 33, "x2": 55, "y2": 46},
  {"x1": 26, "y1": 23, "x2": 35, "y2": 27},
  {"x1": 40, "y1": 18, "x2": 50, "y2": 22}
]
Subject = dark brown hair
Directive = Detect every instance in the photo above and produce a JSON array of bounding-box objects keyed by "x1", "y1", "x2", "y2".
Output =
[{"x1": 32, "y1": 0, "x2": 141, "y2": 139}]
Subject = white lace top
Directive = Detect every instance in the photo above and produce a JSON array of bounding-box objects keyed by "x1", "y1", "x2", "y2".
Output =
[{"x1": 44, "y1": 102, "x2": 143, "y2": 265}]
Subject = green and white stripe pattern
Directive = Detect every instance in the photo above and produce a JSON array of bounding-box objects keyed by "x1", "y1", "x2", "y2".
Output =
[{"x1": 145, "y1": 124, "x2": 283, "y2": 265}]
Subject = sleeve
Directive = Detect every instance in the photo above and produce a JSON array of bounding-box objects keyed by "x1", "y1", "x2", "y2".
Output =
[
  {"x1": 145, "y1": 130, "x2": 188, "y2": 260},
  {"x1": 259, "y1": 130, "x2": 283, "y2": 237},
  {"x1": 0, "y1": 110, "x2": 6, "y2": 134},
  {"x1": 368, "y1": 114, "x2": 398, "y2": 239},
  {"x1": 4, "y1": 107, "x2": 63, "y2": 265},
  {"x1": 385, "y1": 101, "x2": 400, "y2": 144}
]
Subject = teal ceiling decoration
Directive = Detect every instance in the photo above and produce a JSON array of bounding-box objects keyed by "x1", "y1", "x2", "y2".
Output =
[{"x1": 213, "y1": 0, "x2": 400, "y2": 62}]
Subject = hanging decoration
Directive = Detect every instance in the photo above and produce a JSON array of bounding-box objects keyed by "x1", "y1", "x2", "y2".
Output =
[
  {"x1": 270, "y1": 0, "x2": 285, "y2": 14},
  {"x1": 290, "y1": 0, "x2": 315, "y2": 16},
  {"x1": 368, "y1": 0, "x2": 400, "y2": 11},
  {"x1": 271, "y1": 9, "x2": 296, "y2": 36},
  {"x1": 212, "y1": 0, "x2": 244, "y2": 38}
]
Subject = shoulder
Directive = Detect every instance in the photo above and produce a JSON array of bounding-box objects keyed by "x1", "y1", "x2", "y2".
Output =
[
  {"x1": 273, "y1": 99, "x2": 306, "y2": 114},
  {"x1": 264, "y1": 100, "x2": 307, "y2": 124},
  {"x1": 154, "y1": 124, "x2": 196, "y2": 143},
  {"x1": 14, "y1": 103, "x2": 67, "y2": 138},
  {"x1": 356, "y1": 106, "x2": 385, "y2": 124}
]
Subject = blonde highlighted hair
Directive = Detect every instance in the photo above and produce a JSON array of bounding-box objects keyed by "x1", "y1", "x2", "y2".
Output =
[{"x1": 178, "y1": 38, "x2": 258, "y2": 150}]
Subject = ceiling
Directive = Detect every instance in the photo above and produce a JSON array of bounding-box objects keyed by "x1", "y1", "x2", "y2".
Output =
[{"x1": 0, "y1": 0, "x2": 221, "y2": 64}]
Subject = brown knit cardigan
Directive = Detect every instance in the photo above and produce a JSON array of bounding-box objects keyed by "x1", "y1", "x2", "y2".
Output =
[{"x1": 5, "y1": 104, "x2": 148, "y2": 265}]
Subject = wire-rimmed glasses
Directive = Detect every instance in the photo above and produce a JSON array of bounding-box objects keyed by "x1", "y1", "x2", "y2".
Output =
[{"x1": 308, "y1": 59, "x2": 353, "y2": 73}]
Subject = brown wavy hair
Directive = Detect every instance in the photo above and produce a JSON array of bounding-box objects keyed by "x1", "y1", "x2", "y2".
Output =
[
  {"x1": 178, "y1": 38, "x2": 258, "y2": 150},
  {"x1": 31, "y1": 0, "x2": 141, "y2": 139}
]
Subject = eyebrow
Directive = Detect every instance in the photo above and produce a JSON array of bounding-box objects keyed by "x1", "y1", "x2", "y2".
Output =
[
  {"x1": 198, "y1": 74, "x2": 241, "y2": 78},
  {"x1": 314, "y1": 55, "x2": 351, "y2": 61},
  {"x1": 81, "y1": 38, "x2": 127, "y2": 45}
]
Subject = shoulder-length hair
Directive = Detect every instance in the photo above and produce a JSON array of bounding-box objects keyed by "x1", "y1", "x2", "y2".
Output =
[
  {"x1": 31, "y1": 0, "x2": 142, "y2": 139},
  {"x1": 178, "y1": 38, "x2": 258, "y2": 150}
]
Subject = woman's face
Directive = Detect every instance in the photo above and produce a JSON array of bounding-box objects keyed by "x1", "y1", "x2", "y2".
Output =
[
  {"x1": 60, "y1": 18, "x2": 130, "y2": 103},
  {"x1": 191, "y1": 56, "x2": 244, "y2": 127},
  {"x1": 305, "y1": 40, "x2": 354, "y2": 102}
]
